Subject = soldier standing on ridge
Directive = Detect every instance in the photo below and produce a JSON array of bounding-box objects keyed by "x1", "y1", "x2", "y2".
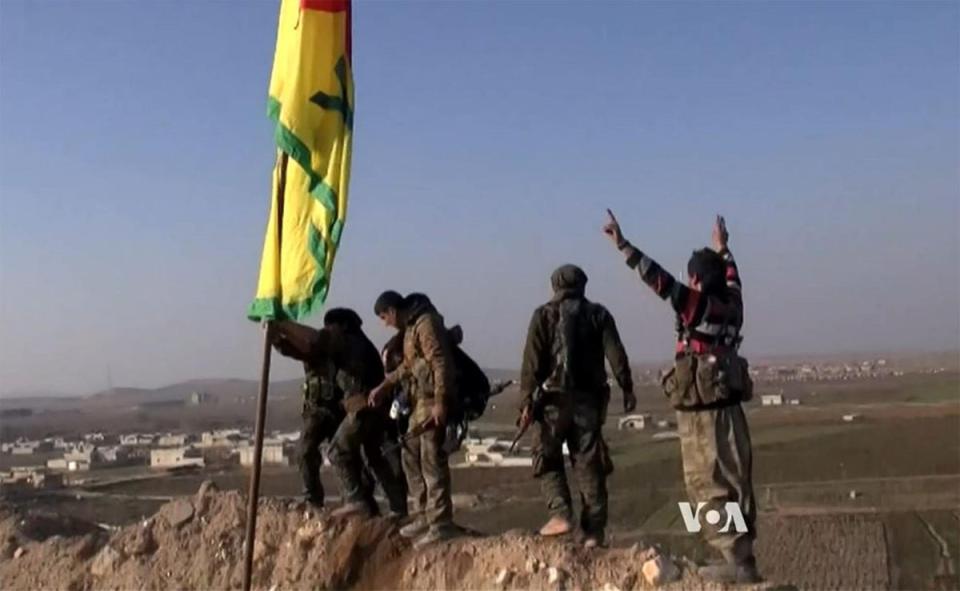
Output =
[
  {"x1": 369, "y1": 291, "x2": 460, "y2": 548},
  {"x1": 323, "y1": 308, "x2": 408, "y2": 519},
  {"x1": 272, "y1": 318, "x2": 345, "y2": 508},
  {"x1": 519, "y1": 264, "x2": 636, "y2": 548},
  {"x1": 270, "y1": 308, "x2": 404, "y2": 516},
  {"x1": 602, "y1": 211, "x2": 760, "y2": 584}
]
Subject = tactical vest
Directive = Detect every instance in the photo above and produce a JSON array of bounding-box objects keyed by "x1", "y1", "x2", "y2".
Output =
[
  {"x1": 302, "y1": 359, "x2": 341, "y2": 413},
  {"x1": 664, "y1": 309, "x2": 753, "y2": 410}
]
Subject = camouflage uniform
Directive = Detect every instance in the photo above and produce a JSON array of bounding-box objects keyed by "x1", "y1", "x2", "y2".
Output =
[
  {"x1": 276, "y1": 321, "x2": 406, "y2": 513},
  {"x1": 520, "y1": 265, "x2": 633, "y2": 540},
  {"x1": 381, "y1": 294, "x2": 457, "y2": 530},
  {"x1": 328, "y1": 367, "x2": 408, "y2": 516},
  {"x1": 619, "y1": 242, "x2": 757, "y2": 563},
  {"x1": 298, "y1": 362, "x2": 344, "y2": 506},
  {"x1": 677, "y1": 405, "x2": 755, "y2": 561}
]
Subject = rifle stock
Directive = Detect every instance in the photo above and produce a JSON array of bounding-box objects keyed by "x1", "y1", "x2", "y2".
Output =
[{"x1": 508, "y1": 387, "x2": 544, "y2": 454}]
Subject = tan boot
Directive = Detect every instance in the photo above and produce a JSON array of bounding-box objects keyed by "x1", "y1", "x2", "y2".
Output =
[{"x1": 538, "y1": 515, "x2": 573, "y2": 537}]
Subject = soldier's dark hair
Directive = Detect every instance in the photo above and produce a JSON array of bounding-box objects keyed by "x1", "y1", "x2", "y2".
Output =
[
  {"x1": 381, "y1": 332, "x2": 405, "y2": 372},
  {"x1": 687, "y1": 248, "x2": 726, "y2": 295},
  {"x1": 374, "y1": 290, "x2": 404, "y2": 315},
  {"x1": 323, "y1": 307, "x2": 363, "y2": 332}
]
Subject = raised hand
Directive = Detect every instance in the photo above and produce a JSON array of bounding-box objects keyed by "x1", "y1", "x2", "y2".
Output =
[
  {"x1": 602, "y1": 209, "x2": 625, "y2": 247},
  {"x1": 712, "y1": 214, "x2": 729, "y2": 252}
]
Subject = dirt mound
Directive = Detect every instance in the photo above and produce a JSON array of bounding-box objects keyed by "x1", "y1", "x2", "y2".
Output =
[{"x1": 0, "y1": 484, "x2": 783, "y2": 591}]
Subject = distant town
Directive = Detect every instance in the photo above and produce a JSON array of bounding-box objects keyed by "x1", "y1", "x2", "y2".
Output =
[
  {"x1": 0, "y1": 426, "x2": 306, "y2": 494},
  {"x1": 1, "y1": 355, "x2": 954, "y2": 494},
  {"x1": 634, "y1": 356, "x2": 949, "y2": 386}
]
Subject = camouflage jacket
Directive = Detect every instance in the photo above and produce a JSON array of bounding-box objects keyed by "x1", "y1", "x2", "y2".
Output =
[{"x1": 383, "y1": 295, "x2": 456, "y2": 406}]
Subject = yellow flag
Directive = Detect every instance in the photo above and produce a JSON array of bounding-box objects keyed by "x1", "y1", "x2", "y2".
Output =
[{"x1": 248, "y1": 0, "x2": 354, "y2": 321}]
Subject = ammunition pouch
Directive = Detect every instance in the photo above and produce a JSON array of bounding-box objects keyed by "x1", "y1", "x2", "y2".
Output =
[
  {"x1": 661, "y1": 351, "x2": 753, "y2": 410},
  {"x1": 302, "y1": 373, "x2": 340, "y2": 415}
]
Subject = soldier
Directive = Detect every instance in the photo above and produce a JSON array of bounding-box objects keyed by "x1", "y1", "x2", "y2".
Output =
[
  {"x1": 369, "y1": 291, "x2": 459, "y2": 548},
  {"x1": 519, "y1": 264, "x2": 636, "y2": 548},
  {"x1": 271, "y1": 308, "x2": 404, "y2": 516},
  {"x1": 602, "y1": 211, "x2": 760, "y2": 583},
  {"x1": 323, "y1": 308, "x2": 408, "y2": 519},
  {"x1": 271, "y1": 318, "x2": 345, "y2": 508}
]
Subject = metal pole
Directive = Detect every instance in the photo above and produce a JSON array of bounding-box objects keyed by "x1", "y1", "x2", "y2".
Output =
[
  {"x1": 242, "y1": 152, "x2": 287, "y2": 591},
  {"x1": 242, "y1": 323, "x2": 273, "y2": 591}
]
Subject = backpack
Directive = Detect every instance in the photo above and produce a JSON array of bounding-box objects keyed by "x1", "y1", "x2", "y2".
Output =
[{"x1": 453, "y1": 345, "x2": 491, "y2": 421}]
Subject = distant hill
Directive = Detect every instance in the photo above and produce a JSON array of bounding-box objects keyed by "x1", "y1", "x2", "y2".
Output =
[{"x1": 84, "y1": 378, "x2": 304, "y2": 408}]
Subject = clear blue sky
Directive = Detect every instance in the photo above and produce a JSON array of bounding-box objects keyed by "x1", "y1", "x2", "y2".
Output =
[{"x1": 1, "y1": 1, "x2": 957, "y2": 395}]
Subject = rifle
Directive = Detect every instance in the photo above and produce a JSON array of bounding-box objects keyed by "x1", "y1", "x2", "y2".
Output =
[
  {"x1": 508, "y1": 387, "x2": 543, "y2": 454},
  {"x1": 383, "y1": 417, "x2": 437, "y2": 454}
]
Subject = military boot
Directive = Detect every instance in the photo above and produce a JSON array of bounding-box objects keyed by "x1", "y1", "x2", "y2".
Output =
[
  {"x1": 399, "y1": 519, "x2": 428, "y2": 539},
  {"x1": 698, "y1": 556, "x2": 762, "y2": 584},
  {"x1": 412, "y1": 524, "x2": 459, "y2": 549},
  {"x1": 302, "y1": 491, "x2": 324, "y2": 509},
  {"x1": 538, "y1": 515, "x2": 573, "y2": 537}
]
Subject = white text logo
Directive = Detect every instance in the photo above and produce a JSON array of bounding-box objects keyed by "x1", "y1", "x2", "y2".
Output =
[{"x1": 677, "y1": 502, "x2": 748, "y2": 533}]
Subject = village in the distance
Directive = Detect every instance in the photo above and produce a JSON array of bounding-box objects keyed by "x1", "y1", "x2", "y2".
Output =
[{"x1": 0, "y1": 354, "x2": 949, "y2": 494}]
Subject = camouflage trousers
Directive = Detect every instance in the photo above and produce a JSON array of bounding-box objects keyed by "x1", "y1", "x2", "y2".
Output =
[
  {"x1": 677, "y1": 403, "x2": 757, "y2": 561},
  {"x1": 401, "y1": 398, "x2": 453, "y2": 528},
  {"x1": 532, "y1": 394, "x2": 612, "y2": 537},
  {"x1": 328, "y1": 408, "x2": 408, "y2": 516},
  {"x1": 299, "y1": 405, "x2": 344, "y2": 505}
]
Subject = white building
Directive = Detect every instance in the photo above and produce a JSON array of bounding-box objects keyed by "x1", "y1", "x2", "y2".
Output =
[
  {"x1": 47, "y1": 458, "x2": 68, "y2": 470},
  {"x1": 270, "y1": 430, "x2": 301, "y2": 443},
  {"x1": 150, "y1": 447, "x2": 204, "y2": 469},
  {"x1": 67, "y1": 459, "x2": 91, "y2": 472},
  {"x1": 238, "y1": 444, "x2": 289, "y2": 467},
  {"x1": 157, "y1": 434, "x2": 190, "y2": 447},
  {"x1": 11, "y1": 441, "x2": 49, "y2": 455},
  {"x1": 459, "y1": 438, "x2": 533, "y2": 468},
  {"x1": 97, "y1": 446, "x2": 127, "y2": 464},
  {"x1": 120, "y1": 433, "x2": 156, "y2": 446},
  {"x1": 842, "y1": 414, "x2": 860, "y2": 423},
  {"x1": 62, "y1": 448, "x2": 97, "y2": 471},
  {"x1": 761, "y1": 394, "x2": 784, "y2": 406},
  {"x1": 200, "y1": 429, "x2": 244, "y2": 448},
  {"x1": 44, "y1": 437, "x2": 69, "y2": 450}
]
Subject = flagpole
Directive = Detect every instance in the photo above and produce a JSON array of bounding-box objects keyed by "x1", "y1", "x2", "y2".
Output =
[{"x1": 243, "y1": 152, "x2": 288, "y2": 591}]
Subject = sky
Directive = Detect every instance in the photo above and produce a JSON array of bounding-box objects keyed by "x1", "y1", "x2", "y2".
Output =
[{"x1": 0, "y1": 0, "x2": 957, "y2": 396}]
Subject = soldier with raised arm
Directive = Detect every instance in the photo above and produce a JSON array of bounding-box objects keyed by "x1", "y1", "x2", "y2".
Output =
[{"x1": 603, "y1": 211, "x2": 760, "y2": 584}]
